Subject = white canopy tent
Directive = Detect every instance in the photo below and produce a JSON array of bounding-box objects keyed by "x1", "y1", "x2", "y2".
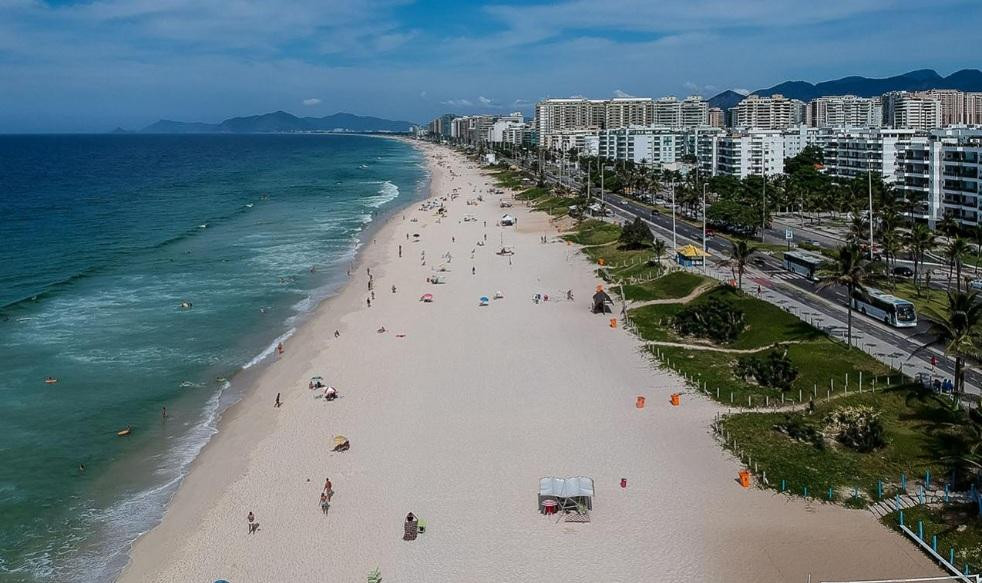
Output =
[{"x1": 539, "y1": 476, "x2": 594, "y2": 512}]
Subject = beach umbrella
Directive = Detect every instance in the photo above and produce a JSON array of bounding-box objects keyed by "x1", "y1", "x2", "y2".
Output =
[
  {"x1": 479, "y1": 296, "x2": 490, "y2": 306},
  {"x1": 420, "y1": 293, "x2": 434, "y2": 302}
]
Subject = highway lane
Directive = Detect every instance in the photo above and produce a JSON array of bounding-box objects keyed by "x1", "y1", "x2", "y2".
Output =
[{"x1": 523, "y1": 161, "x2": 980, "y2": 394}]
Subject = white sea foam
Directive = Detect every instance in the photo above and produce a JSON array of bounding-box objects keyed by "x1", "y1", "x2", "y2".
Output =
[
  {"x1": 57, "y1": 381, "x2": 230, "y2": 582},
  {"x1": 242, "y1": 328, "x2": 295, "y2": 370}
]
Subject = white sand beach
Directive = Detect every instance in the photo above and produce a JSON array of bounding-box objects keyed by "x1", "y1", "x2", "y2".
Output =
[{"x1": 118, "y1": 141, "x2": 938, "y2": 582}]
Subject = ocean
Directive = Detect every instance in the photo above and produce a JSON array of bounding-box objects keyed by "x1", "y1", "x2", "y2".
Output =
[{"x1": 0, "y1": 133, "x2": 426, "y2": 582}]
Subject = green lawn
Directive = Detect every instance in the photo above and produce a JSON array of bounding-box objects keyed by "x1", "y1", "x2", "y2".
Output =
[
  {"x1": 622, "y1": 271, "x2": 710, "y2": 302},
  {"x1": 629, "y1": 284, "x2": 893, "y2": 404},
  {"x1": 564, "y1": 220, "x2": 621, "y2": 246},
  {"x1": 491, "y1": 169, "x2": 524, "y2": 189},
  {"x1": 516, "y1": 186, "x2": 550, "y2": 201},
  {"x1": 883, "y1": 504, "x2": 982, "y2": 573},
  {"x1": 720, "y1": 385, "x2": 970, "y2": 502}
]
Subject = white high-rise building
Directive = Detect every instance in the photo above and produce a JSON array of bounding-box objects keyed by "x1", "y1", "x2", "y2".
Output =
[
  {"x1": 882, "y1": 92, "x2": 943, "y2": 130},
  {"x1": 822, "y1": 128, "x2": 916, "y2": 180},
  {"x1": 605, "y1": 98, "x2": 654, "y2": 129},
  {"x1": 698, "y1": 130, "x2": 786, "y2": 178},
  {"x1": 806, "y1": 95, "x2": 882, "y2": 128},
  {"x1": 650, "y1": 96, "x2": 709, "y2": 128},
  {"x1": 730, "y1": 94, "x2": 806, "y2": 130},
  {"x1": 487, "y1": 113, "x2": 525, "y2": 143},
  {"x1": 590, "y1": 126, "x2": 685, "y2": 166},
  {"x1": 535, "y1": 98, "x2": 606, "y2": 141}
]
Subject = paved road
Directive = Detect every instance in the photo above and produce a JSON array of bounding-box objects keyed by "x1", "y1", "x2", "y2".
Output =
[{"x1": 523, "y1": 159, "x2": 981, "y2": 395}]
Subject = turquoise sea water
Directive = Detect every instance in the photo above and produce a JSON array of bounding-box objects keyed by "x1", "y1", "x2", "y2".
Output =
[{"x1": 0, "y1": 134, "x2": 425, "y2": 581}]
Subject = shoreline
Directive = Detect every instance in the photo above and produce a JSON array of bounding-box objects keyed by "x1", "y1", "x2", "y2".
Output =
[
  {"x1": 119, "y1": 141, "x2": 938, "y2": 583},
  {"x1": 109, "y1": 136, "x2": 429, "y2": 581}
]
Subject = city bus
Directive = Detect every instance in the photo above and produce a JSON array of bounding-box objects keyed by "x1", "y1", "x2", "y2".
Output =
[
  {"x1": 783, "y1": 250, "x2": 826, "y2": 281},
  {"x1": 852, "y1": 287, "x2": 917, "y2": 328}
]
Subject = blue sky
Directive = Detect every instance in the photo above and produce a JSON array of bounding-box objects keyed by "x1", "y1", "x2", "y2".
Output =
[{"x1": 0, "y1": 0, "x2": 980, "y2": 132}]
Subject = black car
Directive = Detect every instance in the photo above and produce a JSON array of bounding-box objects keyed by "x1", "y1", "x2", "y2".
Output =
[{"x1": 892, "y1": 266, "x2": 914, "y2": 278}]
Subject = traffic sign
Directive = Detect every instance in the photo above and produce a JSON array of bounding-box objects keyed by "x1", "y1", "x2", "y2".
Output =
[{"x1": 785, "y1": 228, "x2": 793, "y2": 241}]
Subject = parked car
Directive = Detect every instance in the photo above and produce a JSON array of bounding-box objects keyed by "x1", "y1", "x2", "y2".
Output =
[
  {"x1": 751, "y1": 257, "x2": 767, "y2": 267},
  {"x1": 970, "y1": 279, "x2": 982, "y2": 290},
  {"x1": 892, "y1": 266, "x2": 914, "y2": 278}
]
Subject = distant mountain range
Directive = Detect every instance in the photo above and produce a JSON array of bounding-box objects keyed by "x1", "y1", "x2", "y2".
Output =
[
  {"x1": 136, "y1": 111, "x2": 415, "y2": 134},
  {"x1": 708, "y1": 68, "x2": 982, "y2": 107}
]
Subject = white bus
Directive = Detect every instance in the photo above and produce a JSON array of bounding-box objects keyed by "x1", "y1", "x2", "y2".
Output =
[
  {"x1": 783, "y1": 250, "x2": 825, "y2": 281},
  {"x1": 852, "y1": 287, "x2": 917, "y2": 328}
]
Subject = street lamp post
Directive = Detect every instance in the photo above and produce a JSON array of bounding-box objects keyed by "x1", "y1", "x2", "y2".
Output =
[
  {"x1": 671, "y1": 180, "x2": 677, "y2": 251},
  {"x1": 867, "y1": 160, "x2": 875, "y2": 260},
  {"x1": 702, "y1": 183, "x2": 709, "y2": 274},
  {"x1": 761, "y1": 171, "x2": 767, "y2": 243}
]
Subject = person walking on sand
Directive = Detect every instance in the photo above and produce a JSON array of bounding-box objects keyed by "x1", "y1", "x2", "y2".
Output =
[
  {"x1": 320, "y1": 492, "x2": 330, "y2": 514},
  {"x1": 334, "y1": 329, "x2": 340, "y2": 338},
  {"x1": 324, "y1": 478, "x2": 334, "y2": 501},
  {"x1": 247, "y1": 512, "x2": 257, "y2": 534},
  {"x1": 472, "y1": 266, "x2": 476, "y2": 275},
  {"x1": 277, "y1": 342, "x2": 284, "y2": 356},
  {"x1": 392, "y1": 285, "x2": 397, "y2": 294},
  {"x1": 274, "y1": 393, "x2": 281, "y2": 408},
  {"x1": 398, "y1": 245, "x2": 402, "y2": 258},
  {"x1": 367, "y1": 297, "x2": 371, "y2": 308}
]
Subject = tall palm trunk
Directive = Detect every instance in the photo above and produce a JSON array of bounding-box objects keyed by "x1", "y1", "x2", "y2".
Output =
[
  {"x1": 955, "y1": 356, "x2": 964, "y2": 395},
  {"x1": 957, "y1": 260, "x2": 963, "y2": 292},
  {"x1": 846, "y1": 283, "x2": 854, "y2": 348}
]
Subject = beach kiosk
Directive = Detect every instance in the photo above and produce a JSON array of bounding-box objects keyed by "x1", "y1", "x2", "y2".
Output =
[{"x1": 675, "y1": 244, "x2": 709, "y2": 267}]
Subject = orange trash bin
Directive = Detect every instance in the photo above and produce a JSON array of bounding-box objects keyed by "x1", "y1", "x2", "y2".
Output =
[
  {"x1": 610, "y1": 318, "x2": 617, "y2": 328},
  {"x1": 670, "y1": 393, "x2": 680, "y2": 406},
  {"x1": 739, "y1": 470, "x2": 751, "y2": 488},
  {"x1": 636, "y1": 396, "x2": 645, "y2": 408}
]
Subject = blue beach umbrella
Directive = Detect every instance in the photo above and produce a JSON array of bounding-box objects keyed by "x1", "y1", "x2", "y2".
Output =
[{"x1": 479, "y1": 296, "x2": 489, "y2": 305}]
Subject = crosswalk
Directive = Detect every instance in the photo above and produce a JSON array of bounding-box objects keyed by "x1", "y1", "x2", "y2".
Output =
[{"x1": 758, "y1": 269, "x2": 806, "y2": 281}]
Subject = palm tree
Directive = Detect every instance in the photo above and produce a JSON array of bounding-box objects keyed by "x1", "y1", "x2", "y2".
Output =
[
  {"x1": 651, "y1": 238, "x2": 667, "y2": 271},
  {"x1": 945, "y1": 237, "x2": 973, "y2": 291},
  {"x1": 916, "y1": 291, "x2": 982, "y2": 395},
  {"x1": 906, "y1": 224, "x2": 937, "y2": 294},
  {"x1": 973, "y1": 224, "x2": 982, "y2": 275},
  {"x1": 817, "y1": 245, "x2": 871, "y2": 349},
  {"x1": 939, "y1": 214, "x2": 959, "y2": 239},
  {"x1": 725, "y1": 239, "x2": 756, "y2": 290}
]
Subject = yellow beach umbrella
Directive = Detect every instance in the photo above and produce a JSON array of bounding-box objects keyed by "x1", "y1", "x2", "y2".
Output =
[{"x1": 333, "y1": 435, "x2": 349, "y2": 447}]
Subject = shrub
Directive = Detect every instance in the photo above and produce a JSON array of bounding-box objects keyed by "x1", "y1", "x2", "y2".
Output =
[
  {"x1": 673, "y1": 297, "x2": 746, "y2": 343},
  {"x1": 619, "y1": 216, "x2": 654, "y2": 249},
  {"x1": 735, "y1": 348, "x2": 799, "y2": 391},
  {"x1": 823, "y1": 405, "x2": 886, "y2": 452},
  {"x1": 773, "y1": 414, "x2": 825, "y2": 449}
]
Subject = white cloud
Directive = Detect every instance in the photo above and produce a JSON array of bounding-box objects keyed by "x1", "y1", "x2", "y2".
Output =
[
  {"x1": 441, "y1": 98, "x2": 473, "y2": 107},
  {"x1": 302, "y1": 98, "x2": 321, "y2": 106},
  {"x1": 478, "y1": 95, "x2": 493, "y2": 105},
  {"x1": 732, "y1": 88, "x2": 751, "y2": 96},
  {"x1": 612, "y1": 89, "x2": 634, "y2": 98}
]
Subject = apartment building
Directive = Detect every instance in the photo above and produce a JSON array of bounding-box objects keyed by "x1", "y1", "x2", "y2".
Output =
[
  {"x1": 649, "y1": 96, "x2": 710, "y2": 128},
  {"x1": 939, "y1": 140, "x2": 982, "y2": 227},
  {"x1": 729, "y1": 94, "x2": 806, "y2": 130},
  {"x1": 697, "y1": 130, "x2": 786, "y2": 178},
  {"x1": 806, "y1": 95, "x2": 882, "y2": 128},
  {"x1": 707, "y1": 107, "x2": 725, "y2": 129},
  {"x1": 450, "y1": 115, "x2": 497, "y2": 146},
  {"x1": 605, "y1": 98, "x2": 654, "y2": 129},
  {"x1": 534, "y1": 98, "x2": 606, "y2": 140},
  {"x1": 583, "y1": 126, "x2": 685, "y2": 166},
  {"x1": 822, "y1": 128, "x2": 916, "y2": 180},
  {"x1": 882, "y1": 92, "x2": 943, "y2": 130},
  {"x1": 487, "y1": 113, "x2": 525, "y2": 143}
]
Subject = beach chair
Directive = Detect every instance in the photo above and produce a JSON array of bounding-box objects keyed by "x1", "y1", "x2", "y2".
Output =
[{"x1": 417, "y1": 518, "x2": 427, "y2": 534}]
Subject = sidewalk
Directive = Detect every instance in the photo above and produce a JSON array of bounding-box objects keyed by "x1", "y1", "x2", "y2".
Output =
[{"x1": 604, "y1": 204, "x2": 977, "y2": 397}]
